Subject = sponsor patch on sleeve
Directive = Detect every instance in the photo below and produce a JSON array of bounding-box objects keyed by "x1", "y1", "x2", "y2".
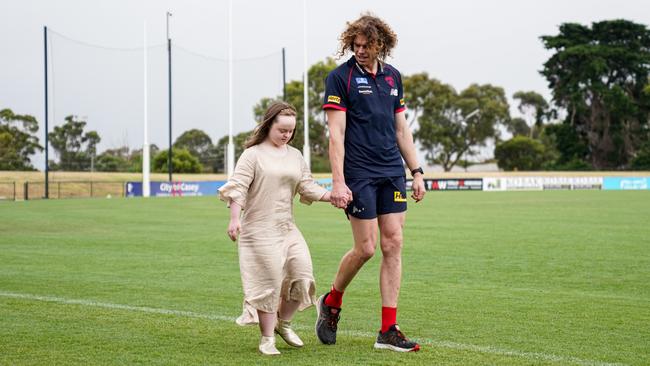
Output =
[
  {"x1": 399, "y1": 98, "x2": 405, "y2": 106},
  {"x1": 327, "y1": 95, "x2": 341, "y2": 104}
]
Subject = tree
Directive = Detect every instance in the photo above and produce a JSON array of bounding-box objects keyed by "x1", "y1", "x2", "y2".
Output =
[
  {"x1": 283, "y1": 80, "x2": 330, "y2": 172},
  {"x1": 403, "y1": 72, "x2": 439, "y2": 128},
  {"x1": 512, "y1": 91, "x2": 549, "y2": 138},
  {"x1": 95, "y1": 147, "x2": 132, "y2": 172},
  {"x1": 48, "y1": 115, "x2": 100, "y2": 171},
  {"x1": 630, "y1": 142, "x2": 650, "y2": 170},
  {"x1": 541, "y1": 19, "x2": 650, "y2": 169},
  {"x1": 0, "y1": 108, "x2": 42, "y2": 170},
  {"x1": 95, "y1": 154, "x2": 129, "y2": 172},
  {"x1": 506, "y1": 117, "x2": 531, "y2": 137},
  {"x1": 153, "y1": 148, "x2": 202, "y2": 173},
  {"x1": 174, "y1": 129, "x2": 215, "y2": 172},
  {"x1": 247, "y1": 58, "x2": 337, "y2": 172},
  {"x1": 542, "y1": 123, "x2": 590, "y2": 170},
  {"x1": 128, "y1": 144, "x2": 159, "y2": 172},
  {"x1": 413, "y1": 80, "x2": 511, "y2": 171},
  {"x1": 308, "y1": 58, "x2": 338, "y2": 114},
  {"x1": 494, "y1": 136, "x2": 546, "y2": 171},
  {"x1": 213, "y1": 131, "x2": 250, "y2": 173}
]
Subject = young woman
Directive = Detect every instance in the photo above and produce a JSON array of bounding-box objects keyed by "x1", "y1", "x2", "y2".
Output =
[{"x1": 218, "y1": 101, "x2": 331, "y2": 355}]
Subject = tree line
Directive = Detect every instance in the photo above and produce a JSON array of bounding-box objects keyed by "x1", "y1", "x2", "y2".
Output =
[{"x1": 2, "y1": 19, "x2": 650, "y2": 172}]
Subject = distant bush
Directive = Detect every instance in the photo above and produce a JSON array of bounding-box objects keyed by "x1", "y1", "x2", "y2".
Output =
[
  {"x1": 494, "y1": 136, "x2": 546, "y2": 171},
  {"x1": 310, "y1": 155, "x2": 331, "y2": 173},
  {"x1": 542, "y1": 123, "x2": 590, "y2": 169},
  {"x1": 548, "y1": 158, "x2": 592, "y2": 171},
  {"x1": 95, "y1": 154, "x2": 129, "y2": 172},
  {"x1": 630, "y1": 144, "x2": 650, "y2": 170},
  {"x1": 153, "y1": 148, "x2": 202, "y2": 174}
]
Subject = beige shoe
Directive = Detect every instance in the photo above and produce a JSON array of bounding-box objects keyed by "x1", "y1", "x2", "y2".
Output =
[
  {"x1": 275, "y1": 318, "x2": 304, "y2": 347},
  {"x1": 258, "y1": 335, "x2": 281, "y2": 355}
]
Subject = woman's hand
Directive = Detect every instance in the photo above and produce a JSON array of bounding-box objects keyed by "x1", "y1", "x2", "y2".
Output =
[
  {"x1": 321, "y1": 191, "x2": 332, "y2": 202},
  {"x1": 227, "y1": 218, "x2": 241, "y2": 242},
  {"x1": 227, "y1": 200, "x2": 243, "y2": 242}
]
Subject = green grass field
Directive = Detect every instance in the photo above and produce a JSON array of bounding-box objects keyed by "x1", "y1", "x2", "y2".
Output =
[{"x1": 1, "y1": 191, "x2": 649, "y2": 365}]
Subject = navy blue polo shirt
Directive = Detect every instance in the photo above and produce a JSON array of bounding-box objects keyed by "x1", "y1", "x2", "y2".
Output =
[{"x1": 323, "y1": 56, "x2": 406, "y2": 179}]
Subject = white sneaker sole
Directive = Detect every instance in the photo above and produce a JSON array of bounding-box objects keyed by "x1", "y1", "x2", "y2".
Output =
[{"x1": 373, "y1": 342, "x2": 418, "y2": 352}]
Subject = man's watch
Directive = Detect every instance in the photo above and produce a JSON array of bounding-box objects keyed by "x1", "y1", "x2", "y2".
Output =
[{"x1": 410, "y1": 167, "x2": 424, "y2": 177}]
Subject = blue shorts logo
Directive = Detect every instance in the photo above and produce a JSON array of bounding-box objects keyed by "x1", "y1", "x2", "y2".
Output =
[{"x1": 355, "y1": 77, "x2": 368, "y2": 85}]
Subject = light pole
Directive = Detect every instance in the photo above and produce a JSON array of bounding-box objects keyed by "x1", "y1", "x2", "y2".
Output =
[
  {"x1": 43, "y1": 26, "x2": 49, "y2": 199},
  {"x1": 302, "y1": 0, "x2": 310, "y2": 168},
  {"x1": 227, "y1": 0, "x2": 235, "y2": 178},
  {"x1": 143, "y1": 20, "x2": 150, "y2": 197},
  {"x1": 166, "y1": 11, "x2": 173, "y2": 182},
  {"x1": 282, "y1": 47, "x2": 287, "y2": 101}
]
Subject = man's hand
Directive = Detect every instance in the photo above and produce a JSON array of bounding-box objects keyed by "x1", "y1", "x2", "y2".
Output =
[
  {"x1": 227, "y1": 218, "x2": 241, "y2": 242},
  {"x1": 411, "y1": 174, "x2": 426, "y2": 202},
  {"x1": 331, "y1": 181, "x2": 353, "y2": 209}
]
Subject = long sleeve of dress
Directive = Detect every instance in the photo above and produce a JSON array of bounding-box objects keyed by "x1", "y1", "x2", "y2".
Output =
[
  {"x1": 297, "y1": 156, "x2": 328, "y2": 205},
  {"x1": 218, "y1": 149, "x2": 256, "y2": 209}
]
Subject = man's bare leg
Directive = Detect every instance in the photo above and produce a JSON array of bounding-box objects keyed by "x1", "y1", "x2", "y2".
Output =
[
  {"x1": 332, "y1": 217, "x2": 378, "y2": 292},
  {"x1": 316, "y1": 217, "x2": 377, "y2": 345},
  {"x1": 378, "y1": 212, "x2": 405, "y2": 307}
]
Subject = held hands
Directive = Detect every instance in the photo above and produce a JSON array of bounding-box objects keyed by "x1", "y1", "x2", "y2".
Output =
[
  {"x1": 411, "y1": 174, "x2": 426, "y2": 202},
  {"x1": 227, "y1": 218, "x2": 241, "y2": 242},
  {"x1": 330, "y1": 182, "x2": 353, "y2": 209}
]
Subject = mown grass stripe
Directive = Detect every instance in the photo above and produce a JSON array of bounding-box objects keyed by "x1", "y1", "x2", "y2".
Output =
[{"x1": 0, "y1": 290, "x2": 627, "y2": 366}]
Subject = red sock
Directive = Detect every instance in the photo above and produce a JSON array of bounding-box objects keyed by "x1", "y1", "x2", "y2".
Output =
[
  {"x1": 381, "y1": 306, "x2": 397, "y2": 333},
  {"x1": 324, "y1": 286, "x2": 344, "y2": 309}
]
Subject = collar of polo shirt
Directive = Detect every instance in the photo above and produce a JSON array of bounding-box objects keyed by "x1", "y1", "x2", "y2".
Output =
[{"x1": 353, "y1": 57, "x2": 384, "y2": 77}]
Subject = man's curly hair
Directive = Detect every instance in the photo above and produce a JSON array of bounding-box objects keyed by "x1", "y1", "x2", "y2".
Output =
[{"x1": 337, "y1": 13, "x2": 398, "y2": 61}]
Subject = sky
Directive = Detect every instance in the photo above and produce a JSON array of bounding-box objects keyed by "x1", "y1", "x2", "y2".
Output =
[{"x1": 1, "y1": 0, "x2": 649, "y2": 170}]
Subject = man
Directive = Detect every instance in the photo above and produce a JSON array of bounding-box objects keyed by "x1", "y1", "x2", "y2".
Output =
[{"x1": 317, "y1": 14, "x2": 426, "y2": 352}]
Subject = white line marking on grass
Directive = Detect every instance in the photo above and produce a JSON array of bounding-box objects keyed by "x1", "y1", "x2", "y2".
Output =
[
  {"x1": 0, "y1": 291, "x2": 237, "y2": 323},
  {"x1": 0, "y1": 291, "x2": 626, "y2": 366}
]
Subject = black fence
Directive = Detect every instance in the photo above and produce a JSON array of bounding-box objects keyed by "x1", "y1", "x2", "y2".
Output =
[
  {"x1": 0, "y1": 182, "x2": 17, "y2": 200},
  {"x1": 21, "y1": 181, "x2": 125, "y2": 200}
]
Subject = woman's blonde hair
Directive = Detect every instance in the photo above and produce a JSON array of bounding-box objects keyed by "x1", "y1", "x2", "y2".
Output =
[
  {"x1": 337, "y1": 13, "x2": 398, "y2": 62},
  {"x1": 244, "y1": 101, "x2": 297, "y2": 148}
]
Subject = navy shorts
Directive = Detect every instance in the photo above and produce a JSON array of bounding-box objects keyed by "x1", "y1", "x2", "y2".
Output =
[{"x1": 345, "y1": 176, "x2": 407, "y2": 219}]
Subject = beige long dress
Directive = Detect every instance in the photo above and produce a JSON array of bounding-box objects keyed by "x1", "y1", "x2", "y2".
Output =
[{"x1": 218, "y1": 144, "x2": 328, "y2": 325}]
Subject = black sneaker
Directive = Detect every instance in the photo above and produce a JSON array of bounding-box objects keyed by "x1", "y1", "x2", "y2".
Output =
[
  {"x1": 315, "y1": 293, "x2": 341, "y2": 345},
  {"x1": 374, "y1": 324, "x2": 420, "y2": 352}
]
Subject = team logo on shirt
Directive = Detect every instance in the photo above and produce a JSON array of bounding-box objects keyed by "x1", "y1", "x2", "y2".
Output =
[
  {"x1": 390, "y1": 88, "x2": 398, "y2": 96},
  {"x1": 327, "y1": 95, "x2": 341, "y2": 104},
  {"x1": 385, "y1": 76, "x2": 395, "y2": 87},
  {"x1": 394, "y1": 191, "x2": 407, "y2": 202},
  {"x1": 355, "y1": 77, "x2": 368, "y2": 84}
]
